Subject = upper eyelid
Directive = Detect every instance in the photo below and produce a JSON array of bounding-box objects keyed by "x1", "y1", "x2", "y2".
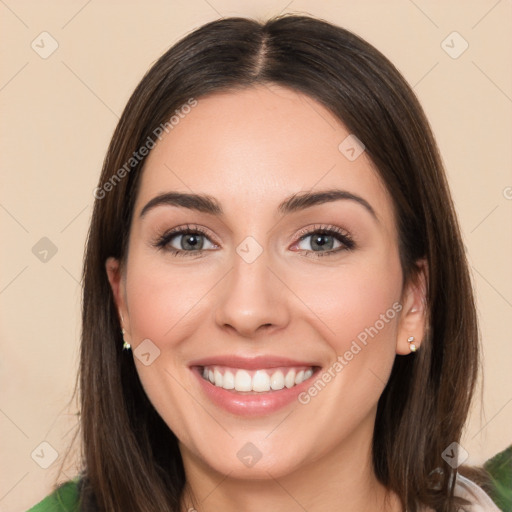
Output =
[{"x1": 295, "y1": 224, "x2": 350, "y2": 238}]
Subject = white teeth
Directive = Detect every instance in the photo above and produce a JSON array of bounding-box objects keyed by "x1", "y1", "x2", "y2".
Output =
[
  {"x1": 284, "y1": 370, "x2": 296, "y2": 388},
  {"x1": 234, "y1": 370, "x2": 252, "y2": 391},
  {"x1": 295, "y1": 370, "x2": 305, "y2": 385},
  {"x1": 222, "y1": 370, "x2": 235, "y2": 390},
  {"x1": 270, "y1": 371, "x2": 285, "y2": 390},
  {"x1": 202, "y1": 366, "x2": 315, "y2": 392},
  {"x1": 252, "y1": 370, "x2": 271, "y2": 392}
]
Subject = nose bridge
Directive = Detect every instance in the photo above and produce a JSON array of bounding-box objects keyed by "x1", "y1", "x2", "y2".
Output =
[{"x1": 214, "y1": 239, "x2": 289, "y2": 336}]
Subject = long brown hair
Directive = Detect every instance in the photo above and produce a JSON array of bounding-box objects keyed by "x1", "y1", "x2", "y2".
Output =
[{"x1": 69, "y1": 14, "x2": 479, "y2": 512}]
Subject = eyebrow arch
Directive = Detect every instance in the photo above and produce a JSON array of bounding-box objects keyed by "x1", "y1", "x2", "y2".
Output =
[
  {"x1": 139, "y1": 189, "x2": 377, "y2": 221},
  {"x1": 278, "y1": 190, "x2": 377, "y2": 220}
]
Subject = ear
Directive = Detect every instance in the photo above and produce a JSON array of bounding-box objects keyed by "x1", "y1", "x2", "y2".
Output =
[
  {"x1": 105, "y1": 257, "x2": 131, "y2": 340},
  {"x1": 396, "y1": 259, "x2": 428, "y2": 355}
]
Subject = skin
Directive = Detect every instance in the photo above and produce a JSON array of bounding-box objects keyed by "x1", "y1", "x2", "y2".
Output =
[{"x1": 106, "y1": 84, "x2": 427, "y2": 512}]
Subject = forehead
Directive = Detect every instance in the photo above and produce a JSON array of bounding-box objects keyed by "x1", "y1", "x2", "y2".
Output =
[{"x1": 135, "y1": 84, "x2": 394, "y2": 224}]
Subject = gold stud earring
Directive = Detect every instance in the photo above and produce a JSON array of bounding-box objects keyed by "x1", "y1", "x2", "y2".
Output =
[{"x1": 407, "y1": 336, "x2": 417, "y2": 352}]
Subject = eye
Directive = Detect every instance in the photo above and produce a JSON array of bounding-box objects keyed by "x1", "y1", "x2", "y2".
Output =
[
  {"x1": 152, "y1": 224, "x2": 354, "y2": 258},
  {"x1": 292, "y1": 225, "x2": 355, "y2": 257},
  {"x1": 153, "y1": 225, "x2": 217, "y2": 256}
]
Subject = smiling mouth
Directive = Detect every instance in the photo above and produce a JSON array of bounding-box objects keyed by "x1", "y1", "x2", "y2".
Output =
[{"x1": 198, "y1": 365, "x2": 319, "y2": 393}]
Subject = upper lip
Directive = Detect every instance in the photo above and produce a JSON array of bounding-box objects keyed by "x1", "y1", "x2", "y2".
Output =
[{"x1": 189, "y1": 355, "x2": 320, "y2": 370}]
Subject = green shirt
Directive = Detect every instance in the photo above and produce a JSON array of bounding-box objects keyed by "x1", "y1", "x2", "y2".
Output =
[{"x1": 27, "y1": 477, "x2": 80, "y2": 512}]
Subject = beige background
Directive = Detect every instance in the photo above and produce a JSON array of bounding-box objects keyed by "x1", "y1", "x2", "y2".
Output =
[{"x1": 1, "y1": 1, "x2": 511, "y2": 511}]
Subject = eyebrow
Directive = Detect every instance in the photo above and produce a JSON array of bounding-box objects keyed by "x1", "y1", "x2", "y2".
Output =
[{"x1": 139, "y1": 189, "x2": 377, "y2": 221}]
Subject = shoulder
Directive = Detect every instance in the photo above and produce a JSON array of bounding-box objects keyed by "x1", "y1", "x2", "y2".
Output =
[
  {"x1": 454, "y1": 473, "x2": 502, "y2": 511},
  {"x1": 484, "y1": 444, "x2": 512, "y2": 511},
  {"x1": 26, "y1": 478, "x2": 81, "y2": 512}
]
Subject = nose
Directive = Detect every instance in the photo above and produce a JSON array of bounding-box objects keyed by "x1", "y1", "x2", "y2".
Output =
[{"x1": 214, "y1": 251, "x2": 291, "y2": 338}]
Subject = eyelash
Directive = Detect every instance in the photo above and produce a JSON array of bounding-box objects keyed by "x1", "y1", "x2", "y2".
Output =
[{"x1": 153, "y1": 223, "x2": 355, "y2": 258}]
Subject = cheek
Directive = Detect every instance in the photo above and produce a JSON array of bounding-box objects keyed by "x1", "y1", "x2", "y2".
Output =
[
  {"x1": 289, "y1": 250, "x2": 403, "y2": 378},
  {"x1": 122, "y1": 251, "x2": 215, "y2": 443},
  {"x1": 297, "y1": 257, "x2": 401, "y2": 335},
  {"x1": 290, "y1": 256, "x2": 403, "y2": 430},
  {"x1": 124, "y1": 251, "x2": 215, "y2": 345}
]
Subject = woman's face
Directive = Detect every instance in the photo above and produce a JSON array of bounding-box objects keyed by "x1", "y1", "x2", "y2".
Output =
[{"x1": 107, "y1": 84, "x2": 425, "y2": 480}]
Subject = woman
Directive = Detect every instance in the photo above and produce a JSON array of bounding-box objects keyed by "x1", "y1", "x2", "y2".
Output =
[{"x1": 28, "y1": 14, "x2": 501, "y2": 512}]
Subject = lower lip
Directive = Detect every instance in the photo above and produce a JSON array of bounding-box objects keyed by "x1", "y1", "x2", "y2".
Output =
[{"x1": 191, "y1": 367, "x2": 319, "y2": 417}]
